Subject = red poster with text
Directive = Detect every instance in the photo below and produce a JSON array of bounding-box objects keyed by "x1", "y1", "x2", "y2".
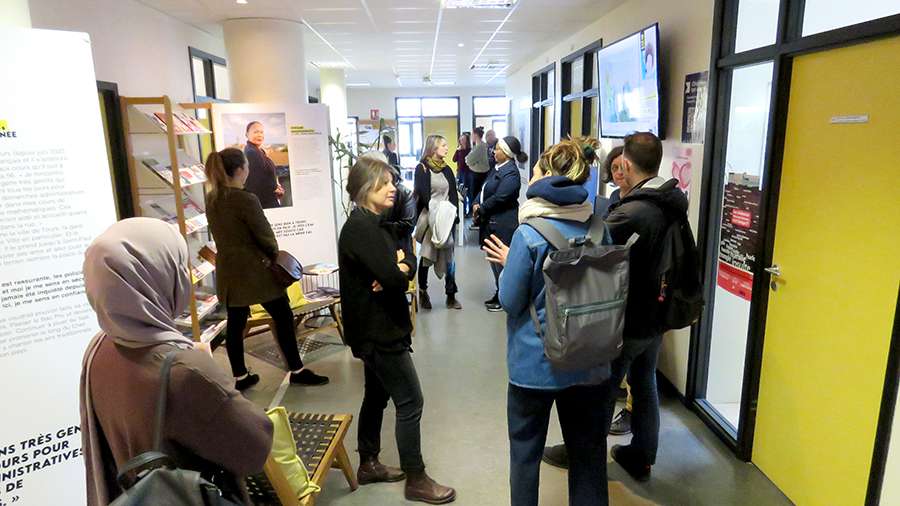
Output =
[{"x1": 717, "y1": 173, "x2": 761, "y2": 301}]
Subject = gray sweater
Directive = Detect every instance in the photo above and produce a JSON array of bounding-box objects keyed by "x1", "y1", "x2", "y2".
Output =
[{"x1": 465, "y1": 142, "x2": 491, "y2": 173}]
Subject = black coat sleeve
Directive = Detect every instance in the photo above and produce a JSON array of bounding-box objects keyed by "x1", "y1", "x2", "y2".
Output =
[
  {"x1": 395, "y1": 184, "x2": 418, "y2": 237},
  {"x1": 344, "y1": 219, "x2": 410, "y2": 293},
  {"x1": 480, "y1": 167, "x2": 520, "y2": 217},
  {"x1": 413, "y1": 163, "x2": 429, "y2": 217}
]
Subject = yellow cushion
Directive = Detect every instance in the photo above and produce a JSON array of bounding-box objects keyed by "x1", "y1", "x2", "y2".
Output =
[
  {"x1": 266, "y1": 406, "x2": 321, "y2": 499},
  {"x1": 250, "y1": 283, "x2": 307, "y2": 320}
]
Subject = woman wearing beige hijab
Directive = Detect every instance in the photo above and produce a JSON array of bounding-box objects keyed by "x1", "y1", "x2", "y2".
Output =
[{"x1": 79, "y1": 218, "x2": 273, "y2": 505}]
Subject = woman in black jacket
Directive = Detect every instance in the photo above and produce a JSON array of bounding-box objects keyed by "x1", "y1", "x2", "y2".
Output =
[
  {"x1": 473, "y1": 135, "x2": 527, "y2": 311},
  {"x1": 338, "y1": 157, "x2": 456, "y2": 504}
]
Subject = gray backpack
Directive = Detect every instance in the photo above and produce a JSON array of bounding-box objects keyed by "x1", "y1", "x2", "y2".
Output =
[{"x1": 526, "y1": 217, "x2": 638, "y2": 371}]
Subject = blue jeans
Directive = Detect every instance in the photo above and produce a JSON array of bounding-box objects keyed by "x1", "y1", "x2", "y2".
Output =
[
  {"x1": 508, "y1": 383, "x2": 608, "y2": 506},
  {"x1": 602, "y1": 335, "x2": 663, "y2": 465}
]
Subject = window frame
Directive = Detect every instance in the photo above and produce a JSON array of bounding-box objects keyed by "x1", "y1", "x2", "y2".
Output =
[
  {"x1": 472, "y1": 95, "x2": 509, "y2": 135},
  {"x1": 188, "y1": 47, "x2": 228, "y2": 103},
  {"x1": 560, "y1": 39, "x2": 602, "y2": 140},
  {"x1": 530, "y1": 63, "x2": 557, "y2": 163}
]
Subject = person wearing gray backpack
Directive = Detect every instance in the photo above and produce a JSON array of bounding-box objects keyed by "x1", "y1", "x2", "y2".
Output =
[{"x1": 483, "y1": 137, "x2": 614, "y2": 506}]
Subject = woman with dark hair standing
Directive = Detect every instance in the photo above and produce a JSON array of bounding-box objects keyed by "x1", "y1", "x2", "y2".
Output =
[
  {"x1": 243, "y1": 121, "x2": 283, "y2": 209},
  {"x1": 413, "y1": 134, "x2": 462, "y2": 310},
  {"x1": 339, "y1": 157, "x2": 456, "y2": 504},
  {"x1": 473, "y1": 135, "x2": 527, "y2": 312},
  {"x1": 205, "y1": 148, "x2": 328, "y2": 390},
  {"x1": 453, "y1": 132, "x2": 473, "y2": 215}
]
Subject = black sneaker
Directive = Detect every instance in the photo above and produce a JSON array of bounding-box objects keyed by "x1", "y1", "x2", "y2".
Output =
[
  {"x1": 484, "y1": 294, "x2": 499, "y2": 306},
  {"x1": 611, "y1": 444, "x2": 651, "y2": 482},
  {"x1": 446, "y1": 295, "x2": 462, "y2": 310},
  {"x1": 486, "y1": 301, "x2": 503, "y2": 312},
  {"x1": 541, "y1": 444, "x2": 569, "y2": 469},
  {"x1": 419, "y1": 290, "x2": 432, "y2": 310},
  {"x1": 290, "y1": 369, "x2": 330, "y2": 386},
  {"x1": 234, "y1": 372, "x2": 260, "y2": 391},
  {"x1": 609, "y1": 409, "x2": 632, "y2": 436}
]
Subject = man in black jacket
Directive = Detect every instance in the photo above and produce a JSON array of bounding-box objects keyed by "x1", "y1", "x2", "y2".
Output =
[{"x1": 604, "y1": 132, "x2": 687, "y2": 482}]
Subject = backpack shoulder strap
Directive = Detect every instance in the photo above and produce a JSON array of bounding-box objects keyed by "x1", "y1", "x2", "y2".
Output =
[
  {"x1": 152, "y1": 350, "x2": 179, "y2": 451},
  {"x1": 586, "y1": 216, "x2": 610, "y2": 245},
  {"x1": 523, "y1": 217, "x2": 569, "y2": 251}
]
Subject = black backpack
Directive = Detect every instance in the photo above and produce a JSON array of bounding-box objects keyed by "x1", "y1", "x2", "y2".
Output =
[{"x1": 652, "y1": 205, "x2": 704, "y2": 331}]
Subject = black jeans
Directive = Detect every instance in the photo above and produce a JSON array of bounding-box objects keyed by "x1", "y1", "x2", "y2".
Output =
[
  {"x1": 601, "y1": 335, "x2": 663, "y2": 465},
  {"x1": 358, "y1": 349, "x2": 426, "y2": 472},
  {"x1": 224, "y1": 295, "x2": 303, "y2": 377},
  {"x1": 471, "y1": 171, "x2": 488, "y2": 202},
  {"x1": 418, "y1": 258, "x2": 458, "y2": 295},
  {"x1": 508, "y1": 383, "x2": 608, "y2": 506}
]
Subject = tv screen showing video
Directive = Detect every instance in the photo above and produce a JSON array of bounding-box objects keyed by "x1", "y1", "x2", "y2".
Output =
[{"x1": 597, "y1": 24, "x2": 663, "y2": 138}]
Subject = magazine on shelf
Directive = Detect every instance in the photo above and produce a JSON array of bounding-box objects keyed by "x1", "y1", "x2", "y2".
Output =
[
  {"x1": 190, "y1": 260, "x2": 215, "y2": 283},
  {"x1": 199, "y1": 320, "x2": 227, "y2": 343},
  {"x1": 175, "y1": 294, "x2": 219, "y2": 327},
  {"x1": 304, "y1": 263, "x2": 339, "y2": 276},
  {"x1": 146, "y1": 112, "x2": 210, "y2": 134},
  {"x1": 199, "y1": 243, "x2": 217, "y2": 265},
  {"x1": 141, "y1": 156, "x2": 205, "y2": 187}
]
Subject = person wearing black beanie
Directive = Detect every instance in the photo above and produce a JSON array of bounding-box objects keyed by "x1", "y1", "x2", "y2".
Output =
[{"x1": 473, "y1": 135, "x2": 528, "y2": 311}]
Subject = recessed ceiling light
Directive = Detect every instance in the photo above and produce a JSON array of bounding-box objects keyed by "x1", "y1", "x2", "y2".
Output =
[
  {"x1": 236, "y1": 0, "x2": 247, "y2": 4},
  {"x1": 458, "y1": 43, "x2": 465, "y2": 47}
]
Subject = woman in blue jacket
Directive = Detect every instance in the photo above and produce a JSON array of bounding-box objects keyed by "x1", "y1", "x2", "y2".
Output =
[
  {"x1": 473, "y1": 135, "x2": 527, "y2": 312},
  {"x1": 483, "y1": 137, "x2": 610, "y2": 506}
]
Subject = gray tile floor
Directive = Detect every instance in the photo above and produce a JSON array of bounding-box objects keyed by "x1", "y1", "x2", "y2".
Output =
[{"x1": 216, "y1": 245, "x2": 792, "y2": 506}]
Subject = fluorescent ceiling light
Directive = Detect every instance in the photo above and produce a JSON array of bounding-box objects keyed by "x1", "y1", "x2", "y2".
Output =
[
  {"x1": 346, "y1": 82, "x2": 371, "y2": 87},
  {"x1": 302, "y1": 18, "x2": 355, "y2": 69},
  {"x1": 433, "y1": 81, "x2": 456, "y2": 86},
  {"x1": 485, "y1": 64, "x2": 510, "y2": 84},
  {"x1": 236, "y1": 0, "x2": 247, "y2": 4},
  {"x1": 469, "y1": 0, "x2": 520, "y2": 69},
  {"x1": 428, "y1": 5, "x2": 445, "y2": 79},
  {"x1": 442, "y1": 0, "x2": 518, "y2": 8},
  {"x1": 310, "y1": 61, "x2": 354, "y2": 69}
]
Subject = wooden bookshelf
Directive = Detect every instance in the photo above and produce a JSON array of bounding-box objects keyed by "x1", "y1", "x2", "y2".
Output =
[{"x1": 121, "y1": 95, "x2": 225, "y2": 344}]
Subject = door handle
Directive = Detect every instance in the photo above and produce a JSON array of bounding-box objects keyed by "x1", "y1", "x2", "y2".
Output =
[{"x1": 765, "y1": 264, "x2": 782, "y2": 291}]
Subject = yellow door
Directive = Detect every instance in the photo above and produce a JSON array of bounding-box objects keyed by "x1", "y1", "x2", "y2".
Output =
[
  {"x1": 423, "y1": 117, "x2": 459, "y2": 173},
  {"x1": 753, "y1": 36, "x2": 900, "y2": 505}
]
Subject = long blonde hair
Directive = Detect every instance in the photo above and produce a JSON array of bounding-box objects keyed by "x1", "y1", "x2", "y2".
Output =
[
  {"x1": 204, "y1": 148, "x2": 246, "y2": 199},
  {"x1": 537, "y1": 136, "x2": 600, "y2": 184},
  {"x1": 420, "y1": 134, "x2": 447, "y2": 164}
]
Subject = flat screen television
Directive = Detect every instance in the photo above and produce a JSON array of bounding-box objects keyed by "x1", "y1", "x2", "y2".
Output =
[{"x1": 597, "y1": 23, "x2": 664, "y2": 139}]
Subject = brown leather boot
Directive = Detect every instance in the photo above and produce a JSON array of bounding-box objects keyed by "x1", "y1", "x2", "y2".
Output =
[
  {"x1": 404, "y1": 470, "x2": 456, "y2": 504},
  {"x1": 357, "y1": 456, "x2": 406, "y2": 485}
]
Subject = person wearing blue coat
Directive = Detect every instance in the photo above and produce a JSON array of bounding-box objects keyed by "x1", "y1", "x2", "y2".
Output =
[
  {"x1": 483, "y1": 137, "x2": 610, "y2": 506},
  {"x1": 473, "y1": 135, "x2": 527, "y2": 312}
]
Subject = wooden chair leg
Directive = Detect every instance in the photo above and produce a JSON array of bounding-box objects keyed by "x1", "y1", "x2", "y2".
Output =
[
  {"x1": 329, "y1": 304, "x2": 345, "y2": 342},
  {"x1": 333, "y1": 442, "x2": 359, "y2": 491}
]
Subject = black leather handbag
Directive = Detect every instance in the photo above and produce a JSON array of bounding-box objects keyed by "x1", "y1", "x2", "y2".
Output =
[{"x1": 267, "y1": 250, "x2": 303, "y2": 288}]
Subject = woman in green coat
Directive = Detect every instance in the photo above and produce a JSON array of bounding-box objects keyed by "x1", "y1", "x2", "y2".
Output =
[{"x1": 205, "y1": 148, "x2": 328, "y2": 390}]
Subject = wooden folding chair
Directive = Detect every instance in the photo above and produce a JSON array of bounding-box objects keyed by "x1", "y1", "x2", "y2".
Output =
[{"x1": 245, "y1": 413, "x2": 358, "y2": 506}]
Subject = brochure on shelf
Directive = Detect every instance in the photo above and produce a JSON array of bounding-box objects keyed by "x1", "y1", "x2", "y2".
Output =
[
  {"x1": 175, "y1": 294, "x2": 219, "y2": 326},
  {"x1": 190, "y1": 259, "x2": 216, "y2": 283},
  {"x1": 0, "y1": 28, "x2": 118, "y2": 505},
  {"x1": 147, "y1": 111, "x2": 211, "y2": 135}
]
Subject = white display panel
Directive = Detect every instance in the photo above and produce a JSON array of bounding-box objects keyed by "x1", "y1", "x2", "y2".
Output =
[
  {"x1": 597, "y1": 24, "x2": 662, "y2": 138},
  {"x1": 0, "y1": 29, "x2": 117, "y2": 505},
  {"x1": 212, "y1": 103, "x2": 338, "y2": 266}
]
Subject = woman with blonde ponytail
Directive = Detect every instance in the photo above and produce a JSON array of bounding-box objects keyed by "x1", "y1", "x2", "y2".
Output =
[
  {"x1": 204, "y1": 148, "x2": 328, "y2": 390},
  {"x1": 482, "y1": 136, "x2": 610, "y2": 506}
]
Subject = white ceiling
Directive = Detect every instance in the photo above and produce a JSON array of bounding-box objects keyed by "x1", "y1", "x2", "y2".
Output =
[{"x1": 139, "y1": 0, "x2": 625, "y2": 88}]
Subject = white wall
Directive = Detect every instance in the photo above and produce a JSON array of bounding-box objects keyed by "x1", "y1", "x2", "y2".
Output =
[
  {"x1": 347, "y1": 86, "x2": 505, "y2": 133},
  {"x1": 505, "y1": 0, "x2": 715, "y2": 394},
  {"x1": 29, "y1": 0, "x2": 226, "y2": 102}
]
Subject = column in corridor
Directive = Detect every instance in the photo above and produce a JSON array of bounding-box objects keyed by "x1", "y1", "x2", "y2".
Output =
[{"x1": 319, "y1": 67, "x2": 350, "y2": 227}]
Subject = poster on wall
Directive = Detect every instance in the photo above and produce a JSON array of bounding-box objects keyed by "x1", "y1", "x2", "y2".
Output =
[
  {"x1": 681, "y1": 71, "x2": 709, "y2": 144},
  {"x1": 668, "y1": 145, "x2": 698, "y2": 202},
  {"x1": 213, "y1": 104, "x2": 338, "y2": 266},
  {"x1": 717, "y1": 173, "x2": 762, "y2": 301},
  {"x1": 0, "y1": 29, "x2": 117, "y2": 505}
]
